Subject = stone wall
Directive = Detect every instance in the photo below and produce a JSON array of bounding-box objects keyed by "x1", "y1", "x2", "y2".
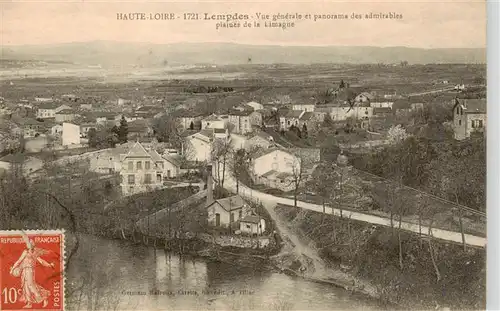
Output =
[{"x1": 199, "y1": 233, "x2": 271, "y2": 249}]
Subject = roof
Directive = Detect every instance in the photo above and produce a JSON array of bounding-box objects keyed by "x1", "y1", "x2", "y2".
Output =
[
  {"x1": 163, "y1": 154, "x2": 182, "y2": 167},
  {"x1": 149, "y1": 149, "x2": 163, "y2": 162},
  {"x1": 240, "y1": 215, "x2": 262, "y2": 224},
  {"x1": 56, "y1": 109, "x2": 75, "y2": 114},
  {"x1": 276, "y1": 172, "x2": 293, "y2": 179},
  {"x1": 253, "y1": 146, "x2": 297, "y2": 161},
  {"x1": 229, "y1": 109, "x2": 253, "y2": 116},
  {"x1": 357, "y1": 92, "x2": 375, "y2": 100},
  {"x1": 214, "y1": 128, "x2": 226, "y2": 134},
  {"x1": 203, "y1": 114, "x2": 223, "y2": 122},
  {"x1": 261, "y1": 169, "x2": 278, "y2": 178},
  {"x1": 127, "y1": 119, "x2": 151, "y2": 132},
  {"x1": 252, "y1": 131, "x2": 273, "y2": 141},
  {"x1": 123, "y1": 142, "x2": 151, "y2": 159},
  {"x1": 300, "y1": 112, "x2": 314, "y2": 121},
  {"x1": 373, "y1": 107, "x2": 393, "y2": 114},
  {"x1": 37, "y1": 102, "x2": 60, "y2": 109},
  {"x1": 174, "y1": 109, "x2": 204, "y2": 118},
  {"x1": 285, "y1": 110, "x2": 304, "y2": 118},
  {"x1": 456, "y1": 98, "x2": 486, "y2": 114},
  {"x1": 214, "y1": 195, "x2": 246, "y2": 211},
  {"x1": 21, "y1": 118, "x2": 43, "y2": 126}
]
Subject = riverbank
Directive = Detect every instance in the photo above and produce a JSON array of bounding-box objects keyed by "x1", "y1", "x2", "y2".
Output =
[{"x1": 275, "y1": 204, "x2": 486, "y2": 311}]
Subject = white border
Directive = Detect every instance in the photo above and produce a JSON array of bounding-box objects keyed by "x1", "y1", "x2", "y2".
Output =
[
  {"x1": 487, "y1": 1, "x2": 499, "y2": 310},
  {"x1": 0, "y1": 230, "x2": 66, "y2": 311}
]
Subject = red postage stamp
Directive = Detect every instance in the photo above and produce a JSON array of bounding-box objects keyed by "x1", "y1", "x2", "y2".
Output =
[{"x1": 0, "y1": 230, "x2": 64, "y2": 311}]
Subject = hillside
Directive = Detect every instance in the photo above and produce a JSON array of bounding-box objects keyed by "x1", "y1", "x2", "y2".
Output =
[{"x1": 1, "y1": 42, "x2": 486, "y2": 67}]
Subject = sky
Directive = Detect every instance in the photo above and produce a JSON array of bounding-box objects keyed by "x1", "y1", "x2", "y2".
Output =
[{"x1": 0, "y1": 0, "x2": 487, "y2": 48}]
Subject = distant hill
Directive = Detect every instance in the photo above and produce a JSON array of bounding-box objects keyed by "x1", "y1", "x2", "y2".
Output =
[{"x1": 0, "y1": 41, "x2": 486, "y2": 67}]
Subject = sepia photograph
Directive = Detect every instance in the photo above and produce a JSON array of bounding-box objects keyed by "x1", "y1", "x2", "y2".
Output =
[{"x1": 0, "y1": 0, "x2": 488, "y2": 310}]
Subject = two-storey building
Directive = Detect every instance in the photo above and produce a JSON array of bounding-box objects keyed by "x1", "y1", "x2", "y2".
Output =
[{"x1": 452, "y1": 98, "x2": 486, "y2": 140}]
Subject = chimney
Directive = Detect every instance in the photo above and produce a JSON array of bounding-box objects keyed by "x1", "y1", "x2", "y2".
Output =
[{"x1": 206, "y1": 164, "x2": 214, "y2": 206}]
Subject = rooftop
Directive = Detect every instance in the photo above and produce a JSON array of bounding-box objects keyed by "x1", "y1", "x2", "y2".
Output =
[
  {"x1": 457, "y1": 98, "x2": 486, "y2": 113},
  {"x1": 240, "y1": 215, "x2": 262, "y2": 224},
  {"x1": 37, "y1": 102, "x2": 61, "y2": 110},
  {"x1": 215, "y1": 195, "x2": 246, "y2": 211}
]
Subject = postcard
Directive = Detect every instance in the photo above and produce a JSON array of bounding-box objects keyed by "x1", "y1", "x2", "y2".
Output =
[{"x1": 0, "y1": 0, "x2": 486, "y2": 310}]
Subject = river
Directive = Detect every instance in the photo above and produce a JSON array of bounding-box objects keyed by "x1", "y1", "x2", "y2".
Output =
[{"x1": 66, "y1": 235, "x2": 390, "y2": 311}]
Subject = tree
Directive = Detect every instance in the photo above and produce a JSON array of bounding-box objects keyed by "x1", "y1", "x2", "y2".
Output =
[
  {"x1": 88, "y1": 128, "x2": 98, "y2": 148},
  {"x1": 0, "y1": 120, "x2": 22, "y2": 154},
  {"x1": 151, "y1": 115, "x2": 182, "y2": 149},
  {"x1": 339, "y1": 80, "x2": 346, "y2": 89},
  {"x1": 387, "y1": 124, "x2": 409, "y2": 144},
  {"x1": 210, "y1": 138, "x2": 233, "y2": 190},
  {"x1": 229, "y1": 148, "x2": 251, "y2": 194},
  {"x1": 118, "y1": 116, "x2": 128, "y2": 143},
  {"x1": 288, "y1": 156, "x2": 305, "y2": 209},
  {"x1": 306, "y1": 164, "x2": 337, "y2": 223},
  {"x1": 302, "y1": 124, "x2": 308, "y2": 139}
]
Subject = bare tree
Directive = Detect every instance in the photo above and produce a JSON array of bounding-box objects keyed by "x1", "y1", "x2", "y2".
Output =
[
  {"x1": 210, "y1": 137, "x2": 233, "y2": 189},
  {"x1": 288, "y1": 156, "x2": 305, "y2": 209}
]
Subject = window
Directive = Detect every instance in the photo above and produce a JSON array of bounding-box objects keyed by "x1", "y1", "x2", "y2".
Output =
[
  {"x1": 479, "y1": 120, "x2": 484, "y2": 128},
  {"x1": 145, "y1": 161, "x2": 150, "y2": 170},
  {"x1": 167, "y1": 170, "x2": 171, "y2": 178},
  {"x1": 287, "y1": 120, "x2": 290, "y2": 125},
  {"x1": 459, "y1": 120, "x2": 462, "y2": 126},
  {"x1": 156, "y1": 174, "x2": 162, "y2": 182},
  {"x1": 238, "y1": 211, "x2": 242, "y2": 219},
  {"x1": 456, "y1": 107, "x2": 459, "y2": 114},
  {"x1": 136, "y1": 161, "x2": 142, "y2": 170},
  {"x1": 158, "y1": 162, "x2": 164, "y2": 169},
  {"x1": 460, "y1": 108, "x2": 463, "y2": 116},
  {"x1": 246, "y1": 225, "x2": 251, "y2": 229},
  {"x1": 144, "y1": 174, "x2": 152, "y2": 184},
  {"x1": 127, "y1": 175, "x2": 135, "y2": 184},
  {"x1": 128, "y1": 161, "x2": 133, "y2": 170}
]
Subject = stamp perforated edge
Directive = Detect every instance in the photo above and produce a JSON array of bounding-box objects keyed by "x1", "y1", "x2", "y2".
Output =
[{"x1": 0, "y1": 229, "x2": 66, "y2": 311}]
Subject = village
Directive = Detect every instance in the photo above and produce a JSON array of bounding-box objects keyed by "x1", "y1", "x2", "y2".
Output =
[{"x1": 0, "y1": 68, "x2": 488, "y2": 310}]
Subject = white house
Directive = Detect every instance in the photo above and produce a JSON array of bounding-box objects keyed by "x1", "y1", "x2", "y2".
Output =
[
  {"x1": 201, "y1": 114, "x2": 226, "y2": 130},
  {"x1": 245, "y1": 132, "x2": 275, "y2": 150},
  {"x1": 62, "y1": 123, "x2": 81, "y2": 146},
  {"x1": 36, "y1": 103, "x2": 71, "y2": 119},
  {"x1": 369, "y1": 100, "x2": 394, "y2": 109},
  {"x1": 452, "y1": 98, "x2": 486, "y2": 140},
  {"x1": 51, "y1": 124, "x2": 63, "y2": 136},
  {"x1": 292, "y1": 103, "x2": 315, "y2": 112},
  {"x1": 252, "y1": 148, "x2": 301, "y2": 178},
  {"x1": 239, "y1": 215, "x2": 266, "y2": 235},
  {"x1": 207, "y1": 195, "x2": 251, "y2": 229},
  {"x1": 245, "y1": 101, "x2": 264, "y2": 111},
  {"x1": 185, "y1": 128, "x2": 230, "y2": 162}
]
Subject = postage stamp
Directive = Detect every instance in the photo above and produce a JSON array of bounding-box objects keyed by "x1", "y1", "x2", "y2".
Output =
[{"x1": 0, "y1": 230, "x2": 65, "y2": 311}]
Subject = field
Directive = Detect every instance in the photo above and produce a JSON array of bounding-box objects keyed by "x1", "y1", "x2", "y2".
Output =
[{"x1": 1, "y1": 63, "x2": 485, "y2": 107}]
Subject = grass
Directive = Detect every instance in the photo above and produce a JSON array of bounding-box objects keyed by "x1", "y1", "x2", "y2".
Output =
[{"x1": 275, "y1": 204, "x2": 486, "y2": 311}]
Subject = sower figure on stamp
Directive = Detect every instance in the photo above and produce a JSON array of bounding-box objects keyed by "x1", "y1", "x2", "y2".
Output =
[{"x1": 9, "y1": 234, "x2": 55, "y2": 309}]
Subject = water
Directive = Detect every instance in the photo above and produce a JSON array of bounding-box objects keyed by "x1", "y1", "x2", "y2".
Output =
[{"x1": 66, "y1": 235, "x2": 389, "y2": 311}]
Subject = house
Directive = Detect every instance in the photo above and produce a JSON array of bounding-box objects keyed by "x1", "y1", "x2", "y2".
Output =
[
  {"x1": 119, "y1": 142, "x2": 165, "y2": 195},
  {"x1": 94, "y1": 112, "x2": 119, "y2": 125},
  {"x1": 239, "y1": 215, "x2": 266, "y2": 235},
  {"x1": 175, "y1": 111, "x2": 204, "y2": 130},
  {"x1": 354, "y1": 92, "x2": 374, "y2": 103},
  {"x1": 245, "y1": 131, "x2": 275, "y2": 150},
  {"x1": 279, "y1": 110, "x2": 304, "y2": 131},
  {"x1": 36, "y1": 103, "x2": 71, "y2": 119},
  {"x1": 34, "y1": 97, "x2": 53, "y2": 102},
  {"x1": 201, "y1": 114, "x2": 226, "y2": 130},
  {"x1": 80, "y1": 123, "x2": 96, "y2": 138},
  {"x1": 20, "y1": 119, "x2": 44, "y2": 137},
  {"x1": 207, "y1": 195, "x2": 251, "y2": 228},
  {"x1": 314, "y1": 105, "x2": 373, "y2": 122},
  {"x1": 55, "y1": 109, "x2": 78, "y2": 123},
  {"x1": 0, "y1": 154, "x2": 43, "y2": 175},
  {"x1": 184, "y1": 128, "x2": 230, "y2": 162},
  {"x1": 292, "y1": 103, "x2": 315, "y2": 112},
  {"x1": 62, "y1": 123, "x2": 81, "y2": 146},
  {"x1": 455, "y1": 84, "x2": 466, "y2": 91},
  {"x1": 90, "y1": 145, "x2": 129, "y2": 174},
  {"x1": 79, "y1": 103, "x2": 93, "y2": 110},
  {"x1": 452, "y1": 98, "x2": 486, "y2": 140},
  {"x1": 127, "y1": 119, "x2": 154, "y2": 140},
  {"x1": 245, "y1": 101, "x2": 264, "y2": 111},
  {"x1": 228, "y1": 109, "x2": 253, "y2": 134},
  {"x1": 251, "y1": 148, "x2": 301, "y2": 179},
  {"x1": 369, "y1": 99, "x2": 394, "y2": 109},
  {"x1": 372, "y1": 107, "x2": 394, "y2": 117},
  {"x1": 51, "y1": 124, "x2": 63, "y2": 136}
]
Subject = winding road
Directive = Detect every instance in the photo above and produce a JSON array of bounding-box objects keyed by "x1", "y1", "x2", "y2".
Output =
[{"x1": 221, "y1": 173, "x2": 487, "y2": 249}]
